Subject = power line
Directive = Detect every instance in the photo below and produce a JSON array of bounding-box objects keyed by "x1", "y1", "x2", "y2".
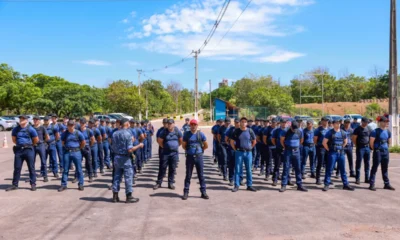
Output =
[
  {"x1": 215, "y1": 0, "x2": 252, "y2": 47},
  {"x1": 140, "y1": 0, "x2": 230, "y2": 73},
  {"x1": 198, "y1": 0, "x2": 231, "y2": 53},
  {"x1": 1, "y1": 0, "x2": 148, "y2": 2}
]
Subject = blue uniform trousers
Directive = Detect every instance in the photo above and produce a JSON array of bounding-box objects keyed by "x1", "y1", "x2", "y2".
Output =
[
  {"x1": 184, "y1": 154, "x2": 206, "y2": 193},
  {"x1": 369, "y1": 149, "x2": 390, "y2": 186},
  {"x1": 324, "y1": 150, "x2": 349, "y2": 186},
  {"x1": 146, "y1": 136, "x2": 152, "y2": 160},
  {"x1": 316, "y1": 146, "x2": 328, "y2": 181},
  {"x1": 61, "y1": 150, "x2": 83, "y2": 187},
  {"x1": 263, "y1": 145, "x2": 273, "y2": 176},
  {"x1": 47, "y1": 143, "x2": 58, "y2": 174},
  {"x1": 13, "y1": 147, "x2": 36, "y2": 186},
  {"x1": 142, "y1": 139, "x2": 147, "y2": 162},
  {"x1": 97, "y1": 142, "x2": 105, "y2": 169},
  {"x1": 227, "y1": 147, "x2": 240, "y2": 182},
  {"x1": 35, "y1": 144, "x2": 47, "y2": 177},
  {"x1": 356, "y1": 146, "x2": 370, "y2": 181},
  {"x1": 234, "y1": 150, "x2": 253, "y2": 187},
  {"x1": 218, "y1": 144, "x2": 228, "y2": 178},
  {"x1": 102, "y1": 140, "x2": 110, "y2": 167},
  {"x1": 91, "y1": 144, "x2": 99, "y2": 173},
  {"x1": 156, "y1": 152, "x2": 178, "y2": 185},
  {"x1": 56, "y1": 140, "x2": 64, "y2": 169},
  {"x1": 302, "y1": 144, "x2": 316, "y2": 175},
  {"x1": 77, "y1": 146, "x2": 93, "y2": 178},
  {"x1": 112, "y1": 155, "x2": 133, "y2": 195},
  {"x1": 136, "y1": 148, "x2": 143, "y2": 170},
  {"x1": 282, "y1": 148, "x2": 301, "y2": 186},
  {"x1": 213, "y1": 139, "x2": 217, "y2": 158},
  {"x1": 272, "y1": 148, "x2": 284, "y2": 182}
]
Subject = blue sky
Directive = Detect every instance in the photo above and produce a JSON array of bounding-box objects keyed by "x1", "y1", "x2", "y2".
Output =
[{"x1": 0, "y1": 0, "x2": 393, "y2": 92}]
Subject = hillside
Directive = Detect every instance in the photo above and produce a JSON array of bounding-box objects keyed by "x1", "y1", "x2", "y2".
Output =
[{"x1": 295, "y1": 99, "x2": 390, "y2": 116}]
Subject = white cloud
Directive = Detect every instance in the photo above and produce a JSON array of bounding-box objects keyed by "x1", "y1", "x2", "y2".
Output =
[
  {"x1": 121, "y1": 18, "x2": 129, "y2": 24},
  {"x1": 123, "y1": 0, "x2": 312, "y2": 62},
  {"x1": 76, "y1": 60, "x2": 111, "y2": 66},
  {"x1": 130, "y1": 11, "x2": 137, "y2": 18},
  {"x1": 125, "y1": 27, "x2": 135, "y2": 32},
  {"x1": 258, "y1": 50, "x2": 305, "y2": 63}
]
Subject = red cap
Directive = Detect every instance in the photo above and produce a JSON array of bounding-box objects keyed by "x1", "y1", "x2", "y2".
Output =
[{"x1": 189, "y1": 119, "x2": 198, "y2": 125}]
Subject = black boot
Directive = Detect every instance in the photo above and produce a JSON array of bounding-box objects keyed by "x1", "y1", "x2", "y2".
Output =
[
  {"x1": 279, "y1": 186, "x2": 286, "y2": 192},
  {"x1": 58, "y1": 186, "x2": 67, "y2": 192},
  {"x1": 322, "y1": 185, "x2": 329, "y2": 191},
  {"x1": 31, "y1": 184, "x2": 37, "y2": 191},
  {"x1": 112, "y1": 192, "x2": 120, "y2": 203},
  {"x1": 369, "y1": 184, "x2": 376, "y2": 191},
  {"x1": 343, "y1": 185, "x2": 355, "y2": 191},
  {"x1": 168, "y1": 183, "x2": 175, "y2": 190},
  {"x1": 297, "y1": 185, "x2": 308, "y2": 192},
  {"x1": 78, "y1": 185, "x2": 84, "y2": 191},
  {"x1": 44, "y1": 177, "x2": 49, "y2": 182},
  {"x1": 153, "y1": 183, "x2": 161, "y2": 190},
  {"x1": 182, "y1": 192, "x2": 189, "y2": 200},
  {"x1": 384, "y1": 184, "x2": 396, "y2": 191},
  {"x1": 201, "y1": 192, "x2": 209, "y2": 199},
  {"x1": 126, "y1": 193, "x2": 139, "y2": 203}
]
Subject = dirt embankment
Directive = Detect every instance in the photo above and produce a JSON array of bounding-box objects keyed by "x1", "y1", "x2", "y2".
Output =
[{"x1": 296, "y1": 99, "x2": 390, "y2": 115}]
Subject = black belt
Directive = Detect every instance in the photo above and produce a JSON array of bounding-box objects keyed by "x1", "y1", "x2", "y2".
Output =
[
  {"x1": 115, "y1": 153, "x2": 130, "y2": 157},
  {"x1": 65, "y1": 148, "x2": 80, "y2": 152},
  {"x1": 17, "y1": 145, "x2": 33, "y2": 149},
  {"x1": 236, "y1": 148, "x2": 251, "y2": 152},
  {"x1": 303, "y1": 143, "x2": 314, "y2": 147},
  {"x1": 286, "y1": 147, "x2": 299, "y2": 151},
  {"x1": 357, "y1": 144, "x2": 369, "y2": 148}
]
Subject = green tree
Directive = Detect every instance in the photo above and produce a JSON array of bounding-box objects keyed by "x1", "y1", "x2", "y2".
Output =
[
  {"x1": 105, "y1": 80, "x2": 144, "y2": 117},
  {"x1": 248, "y1": 85, "x2": 294, "y2": 115}
]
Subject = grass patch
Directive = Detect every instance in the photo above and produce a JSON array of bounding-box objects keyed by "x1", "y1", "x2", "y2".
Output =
[{"x1": 389, "y1": 146, "x2": 400, "y2": 153}]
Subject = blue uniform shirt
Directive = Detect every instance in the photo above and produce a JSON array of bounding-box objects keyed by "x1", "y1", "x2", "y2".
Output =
[
  {"x1": 284, "y1": 129, "x2": 303, "y2": 148},
  {"x1": 351, "y1": 122, "x2": 360, "y2": 130},
  {"x1": 58, "y1": 123, "x2": 67, "y2": 133},
  {"x1": 183, "y1": 131, "x2": 206, "y2": 155},
  {"x1": 45, "y1": 124, "x2": 57, "y2": 143},
  {"x1": 33, "y1": 126, "x2": 48, "y2": 143},
  {"x1": 212, "y1": 125, "x2": 220, "y2": 135},
  {"x1": 75, "y1": 123, "x2": 81, "y2": 130},
  {"x1": 272, "y1": 128, "x2": 286, "y2": 149},
  {"x1": 161, "y1": 127, "x2": 183, "y2": 154},
  {"x1": 257, "y1": 127, "x2": 265, "y2": 144},
  {"x1": 303, "y1": 128, "x2": 314, "y2": 145},
  {"x1": 343, "y1": 127, "x2": 354, "y2": 146},
  {"x1": 231, "y1": 128, "x2": 256, "y2": 150},
  {"x1": 370, "y1": 128, "x2": 391, "y2": 150},
  {"x1": 61, "y1": 130, "x2": 84, "y2": 148},
  {"x1": 12, "y1": 125, "x2": 38, "y2": 146},
  {"x1": 218, "y1": 125, "x2": 231, "y2": 144},
  {"x1": 324, "y1": 129, "x2": 346, "y2": 151},
  {"x1": 156, "y1": 127, "x2": 165, "y2": 138},
  {"x1": 264, "y1": 126, "x2": 276, "y2": 148},
  {"x1": 130, "y1": 127, "x2": 139, "y2": 146},
  {"x1": 79, "y1": 128, "x2": 94, "y2": 146},
  {"x1": 112, "y1": 129, "x2": 134, "y2": 155},
  {"x1": 314, "y1": 126, "x2": 328, "y2": 147},
  {"x1": 182, "y1": 123, "x2": 190, "y2": 133},
  {"x1": 91, "y1": 127, "x2": 101, "y2": 143}
]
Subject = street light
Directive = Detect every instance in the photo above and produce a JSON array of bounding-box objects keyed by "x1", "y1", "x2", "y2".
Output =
[{"x1": 299, "y1": 73, "x2": 329, "y2": 116}]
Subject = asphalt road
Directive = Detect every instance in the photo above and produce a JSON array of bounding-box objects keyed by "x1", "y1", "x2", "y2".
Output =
[{"x1": 0, "y1": 120, "x2": 400, "y2": 240}]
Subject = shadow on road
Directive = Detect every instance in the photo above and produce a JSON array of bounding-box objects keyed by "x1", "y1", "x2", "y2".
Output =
[
  {"x1": 79, "y1": 197, "x2": 112, "y2": 202},
  {"x1": 149, "y1": 192, "x2": 182, "y2": 198},
  {"x1": 135, "y1": 183, "x2": 154, "y2": 189}
]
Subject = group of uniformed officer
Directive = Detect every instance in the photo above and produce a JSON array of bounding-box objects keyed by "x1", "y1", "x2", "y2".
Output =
[
  {"x1": 5, "y1": 113, "x2": 395, "y2": 202},
  {"x1": 212, "y1": 115, "x2": 395, "y2": 192}
]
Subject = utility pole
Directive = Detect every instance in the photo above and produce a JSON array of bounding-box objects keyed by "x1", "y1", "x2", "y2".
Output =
[
  {"x1": 193, "y1": 50, "x2": 199, "y2": 120},
  {"x1": 209, "y1": 79, "x2": 212, "y2": 121},
  {"x1": 389, "y1": 0, "x2": 399, "y2": 146},
  {"x1": 137, "y1": 69, "x2": 142, "y2": 121}
]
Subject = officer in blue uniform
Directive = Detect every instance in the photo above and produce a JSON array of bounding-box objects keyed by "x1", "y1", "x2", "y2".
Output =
[
  {"x1": 108, "y1": 119, "x2": 121, "y2": 190},
  {"x1": 351, "y1": 118, "x2": 360, "y2": 130},
  {"x1": 89, "y1": 119, "x2": 100, "y2": 177},
  {"x1": 217, "y1": 118, "x2": 232, "y2": 181},
  {"x1": 341, "y1": 119, "x2": 355, "y2": 177},
  {"x1": 154, "y1": 118, "x2": 182, "y2": 190},
  {"x1": 78, "y1": 118, "x2": 95, "y2": 183},
  {"x1": 182, "y1": 119, "x2": 209, "y2": 200},
  {"x1": 146, "y1": 120, "x2": 154, "y2": 160},
  {"x1": 211, "y1": 119, "x2": 222, "y2": 165},
  {"x1": 230, "y1": 117, "x2": 257, "y2": 192},
  {"x1": 156, "y1": 119, "x2": 168, "y2": 172},
  {"x1": 6, "y1": 115, "x2": 39, "y2": 191},
  {"x1": 111, "y1": 118, "x2": 143, "y2": 203},
  {"x1": 249, "y1": 120, "x2": 258, "y2": 171},
  {"x1": 369, "y1": 116, "x2": 395, "y2": 191},
  {"x1": 302, "y1": 119, "x2": 316, "y2": 178},
  {"x1": 58, "y1": 120, "x2": 85, "y2": 192},
  {"x1": 314, "y1": 117, "x2": 329, "y2": 185},
  {"x1": 143, "y1": 120, "x2": 152, "y2": 163},
  {"x1": 279, "y1": 121, "x2": 308, "y2": 192},
  {"x1": 181, "y1": 118, "x2": 190, "y2": 133},
  {"x1": 251, "y1": 119, "x2": 262, "y2": 173},
  {"x1": 322, "y1": 120, "x2": 355, "y2": 191},
  {"x1": 32, "y1": 116, "x2": 49, "y2": 182},
  {"x1": 263, "y1": 118, "x2": 277, "y2": 182},
  {"x1": 271, "y1": 119, "x2": 288, "y2": 186},
  {"x1": 44, "y1": 116, "x2": 60, "y2": 178},
  {"x1": 128, "y1": 119, "x2": 139, "y2": 176},
  {"x1": 352, "y1": 117, "x2": 371, "y2": 184},
  {"x1": 140, "y1": 121, "x2": 148, "y2": 164},
  {"x1": 95, "y1": 119, "x2": 106, "y2": 170},
  {"x1": 134, "y1": 120, "x2": 145, "y2": 170},
  {"x1": 51, "y1": 114, "x2": 64, "y2": 173},
  {"x1": 100, "y1": 119, "x2": 111, "y2": 169},
  {"x1": 226, "y1": 118, "x2": 241, "y2": 186}
]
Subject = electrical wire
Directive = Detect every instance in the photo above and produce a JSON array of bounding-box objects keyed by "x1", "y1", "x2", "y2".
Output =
[{"x1": 215, "y1": 0, "x2": 252, "y2": 47}]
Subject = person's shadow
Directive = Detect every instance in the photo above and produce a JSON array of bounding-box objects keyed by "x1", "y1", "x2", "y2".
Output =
[
  {"x1": 79, "y1": 197, "x2": 112, "y2": 202},
  {"x1": 149, "y1": 192, "x2": 181, "y2": 198}
]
